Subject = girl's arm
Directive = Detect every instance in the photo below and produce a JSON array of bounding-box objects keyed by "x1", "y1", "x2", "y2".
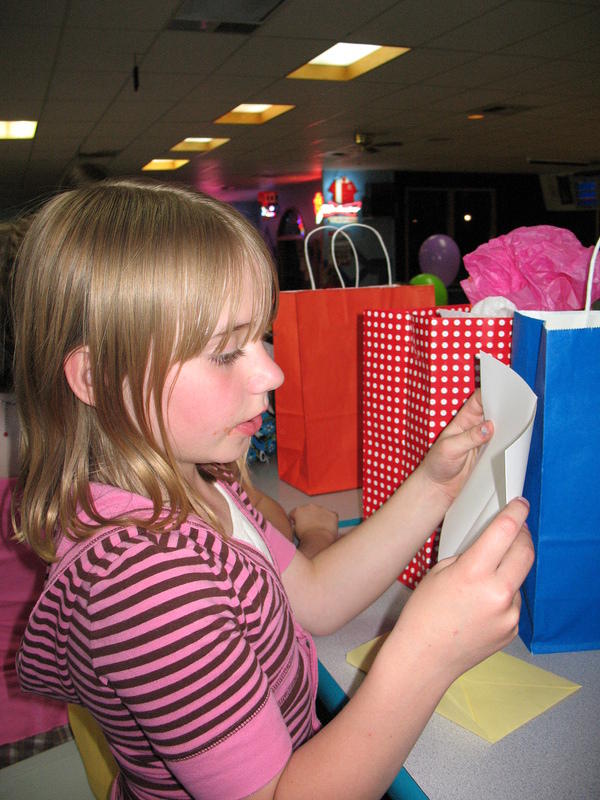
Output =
[
  {"x1": 246, "y1": 497, "x2": 533, "y2": 800},
  {"x1": 281, "y1": 391, "x2": 494, "y2": 635},
  {"x1": 243, "y1": 482, "x2": 339, "y2": 559}
]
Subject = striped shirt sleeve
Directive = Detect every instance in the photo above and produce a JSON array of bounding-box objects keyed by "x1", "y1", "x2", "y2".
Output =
[{"x1": 87, "y1": 535, "x2": 294, "y2": 797}]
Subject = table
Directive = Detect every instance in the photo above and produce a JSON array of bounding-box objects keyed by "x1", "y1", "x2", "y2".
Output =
[{"x1": 250, "y1": 459, "x2": 600, "y2": 800}]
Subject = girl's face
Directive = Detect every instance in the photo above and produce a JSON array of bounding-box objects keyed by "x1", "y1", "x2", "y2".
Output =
[{"x1": 159, "y1": 287, "x2": 283, "y2": 481}]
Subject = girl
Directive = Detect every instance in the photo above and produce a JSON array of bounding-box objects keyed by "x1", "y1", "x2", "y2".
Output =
[{"x1": 13, "y1": 180, "x2": 533, "y2": 800}]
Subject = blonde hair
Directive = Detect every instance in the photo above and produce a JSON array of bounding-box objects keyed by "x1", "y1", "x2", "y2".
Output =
[{"x1": 12, "y1": 180, "x2": 277, "y2": 560}]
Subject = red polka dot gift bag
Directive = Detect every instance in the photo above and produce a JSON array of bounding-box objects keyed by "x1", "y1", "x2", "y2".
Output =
[{"x1": 361, "y1": 307, "x2": 513, "y2": 588}]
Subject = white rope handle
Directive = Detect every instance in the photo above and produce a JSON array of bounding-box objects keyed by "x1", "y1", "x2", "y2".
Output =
[
  {"x1": 303, "y1": 225, "x2": 358, "y2": 289},
  {"x1": 584, "y1": 234, "x2": 600, "y2": 313},
  {"x1": 331, "y1": 223, "x2": 393, "y2": 287}
]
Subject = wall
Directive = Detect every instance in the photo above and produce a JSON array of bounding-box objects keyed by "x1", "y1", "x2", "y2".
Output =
[
  {"x1": 233, "y1": 170, "x2": 598, "y2": 296},
  {"x1": 256, "y1": 179, "x2": 321, "y2": 256},
  {"x1": 379, "y1": 171, "x2": 599, "y2": 299}
]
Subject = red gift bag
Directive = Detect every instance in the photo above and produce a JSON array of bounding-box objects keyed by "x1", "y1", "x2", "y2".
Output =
[
  {"x1": 273, "y1": 285, "x2": 435, "y2": 494},
  {"x1": 362, "y1": 307, "x2": 513, "y2": 587}
]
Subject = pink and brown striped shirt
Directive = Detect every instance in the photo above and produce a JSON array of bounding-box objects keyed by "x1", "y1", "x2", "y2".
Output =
[{"x1": 17, "y1": 481, "x2": 320, "y2": 799}]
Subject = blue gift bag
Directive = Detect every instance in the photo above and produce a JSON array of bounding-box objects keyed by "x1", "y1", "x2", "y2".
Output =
[{"x1": 511, "y1": 308, "x2": 600, "y2": 653}]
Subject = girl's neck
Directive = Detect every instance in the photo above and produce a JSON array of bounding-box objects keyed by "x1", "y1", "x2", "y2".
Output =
[{"x1": 189, "y1": 469, "x2": 233, "y2": 537}]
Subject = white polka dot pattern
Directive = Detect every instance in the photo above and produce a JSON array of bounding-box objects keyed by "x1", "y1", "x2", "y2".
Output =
[{"x1": 361, "y1": 307, "x2": 513, "y2": 588}]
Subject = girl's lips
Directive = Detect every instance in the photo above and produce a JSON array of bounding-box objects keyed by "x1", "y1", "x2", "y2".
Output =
[{"x1": 234, "y1": 413, "x2": 264, "y2": 437}]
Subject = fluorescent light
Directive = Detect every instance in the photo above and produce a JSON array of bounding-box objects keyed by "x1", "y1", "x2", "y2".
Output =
[
  {"x1": 309, "y1": 43, "x2": 380, "y2": 67},
  {"x1": 287, "y1": 43, "x2": 410, "y2": 81},
  {"x1": 0, "y1": 120, "x2": 37, "y2": 139},
  {"x1": 233, "y1": 104, "x2": 272, "y2": 114},
  {"x1": 142, "y1": 159, "x2": 189, "y2": 171},
  {"x1": 170, "y1": 137, "x2": 230, "y2": 152},
  {"x1": 214, "y1": 104, "x2": 294, "y2": 125}
]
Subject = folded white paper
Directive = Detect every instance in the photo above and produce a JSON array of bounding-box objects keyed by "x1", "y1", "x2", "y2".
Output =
[{"x1": 437, "y1": 353, "x2": 537, "y2": 559}]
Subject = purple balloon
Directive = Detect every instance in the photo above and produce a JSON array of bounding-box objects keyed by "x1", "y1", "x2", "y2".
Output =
[{"x1": 418, "y1": 234, "x2": 461, "y2": 286}]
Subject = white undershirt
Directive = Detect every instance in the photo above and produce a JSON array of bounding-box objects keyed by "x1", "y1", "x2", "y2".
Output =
[{"x1": 215, "y1": 484, "x2": 273, "y2": 565}]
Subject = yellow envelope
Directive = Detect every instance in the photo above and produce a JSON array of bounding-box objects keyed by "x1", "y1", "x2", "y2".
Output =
[{"x1": 346, "y1": 635, "x2": 580, "y2": 743}]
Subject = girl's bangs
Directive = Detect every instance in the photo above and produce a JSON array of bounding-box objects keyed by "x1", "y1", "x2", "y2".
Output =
[{"x1": 173, "y1": 225, "x2": 277, "y2": 362}]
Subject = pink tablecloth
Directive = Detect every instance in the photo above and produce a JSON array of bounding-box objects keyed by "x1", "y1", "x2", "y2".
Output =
[{"x1": 0, "y1": 478, "x2": 68, "y2": 745}]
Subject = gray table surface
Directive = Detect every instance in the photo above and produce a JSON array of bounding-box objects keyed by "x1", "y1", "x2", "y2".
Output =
[{"x1": 251, "y1": 459, "x2": 600, "y2": 800}]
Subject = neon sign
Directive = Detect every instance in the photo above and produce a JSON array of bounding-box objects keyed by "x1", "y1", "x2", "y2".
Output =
[
  {"x1": 314, "y1": 176, "x2": 362, "y2": 224},
  {"x1": 258, "y1": 191, "x2": 279, "y2": 218}
]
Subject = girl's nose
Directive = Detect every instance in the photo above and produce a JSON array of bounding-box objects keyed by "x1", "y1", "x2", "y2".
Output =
[{"x1": 247, "y1": 342, "x2": 284, "y2": 394}]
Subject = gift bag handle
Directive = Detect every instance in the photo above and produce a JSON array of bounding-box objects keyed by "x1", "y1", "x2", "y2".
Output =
[
  {"x1": 303, "y1": 223, "x2": 393, "y2": 289},
  {"x1": 303, "y1": 225, "x2": 359, "y2": 289},
  {"x1": 331, "y1": 223, "x2": 393, "y2": 288},
  {"x1": 584, "y1": 235, "x2": 600, "y2": 314}
]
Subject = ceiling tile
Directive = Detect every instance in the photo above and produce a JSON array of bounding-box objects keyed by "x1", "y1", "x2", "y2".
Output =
[
  {"x1": 259, "y1": 0, "x2": 396, "y2": 38},
  {"x1": 2, "y1": 0, "x2": 599, "y2": 206},
  {"x1": 352, "y1": 0, "x2": 509, "y2": 47},
  {"x1": 218, "y1": 36, "x2": 336, "y2": 77},
  {"x1": 47, "y1": 70, "x2": 128, "y2": 101},
  {"x1": 55, "y1": 27, "x2": 158, "y2": 72},
  {"x1": 65, "y1": 0, "x2": 181, "y2": 31},
  {"x1": 427, "y1": 1, "x2": 586, "y2": 52},
  {"x1": 499, "y1": 9, "x2": 600, "y2": 58},
  {"x1": 39, "y1": 100, "x2": 110, "y2": 123},
  {"x1": 0, "y1": 1, "x2": 67, "y2": 27},
  {"x1": 108, "y1": 71, "x2": 203, "y2": 109},
  {"x1": 358, "y1": 48, "x2": 479, "y2": 86},
  {"x1": 141, "y1": 30, "x2": 247, "y2": 74}
]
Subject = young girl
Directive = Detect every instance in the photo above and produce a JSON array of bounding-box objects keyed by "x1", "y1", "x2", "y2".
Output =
[{"x1": 13, "y1": 180, "x2": 533, "y2": 800}]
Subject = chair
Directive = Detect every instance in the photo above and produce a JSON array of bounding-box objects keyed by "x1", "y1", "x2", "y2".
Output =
[{"x1": 68, "y1": 704, "x2": 119, "y2": 800}]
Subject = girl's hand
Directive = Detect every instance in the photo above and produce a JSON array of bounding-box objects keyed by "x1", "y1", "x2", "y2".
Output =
[
  {"x1": 419, "y1": 389, "x2": 493, "y2": 503},
  {"x1": 288, "y1": 504, "x2": 339, "y2": 558},
  {"x1": 391, "y1": 497, "x2": 534, "y2": 681}
]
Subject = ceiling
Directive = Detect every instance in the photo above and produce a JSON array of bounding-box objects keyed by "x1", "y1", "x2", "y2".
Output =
[{"x1": 2, "y1": 0, "x2": 600, "y2": 210}]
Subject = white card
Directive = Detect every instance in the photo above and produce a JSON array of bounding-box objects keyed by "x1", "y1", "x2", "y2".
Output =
[{"x1": 437, "y1": 354, "x2": 537, "y2": 559}]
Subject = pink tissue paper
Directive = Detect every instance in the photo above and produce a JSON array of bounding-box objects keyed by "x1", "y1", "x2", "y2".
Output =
[{"x1": 461, "y1": 225, "x2": 597, "y2": 311}]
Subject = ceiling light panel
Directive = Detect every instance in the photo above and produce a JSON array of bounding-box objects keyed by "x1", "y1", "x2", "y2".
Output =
[
  {"x1": 142, "y1": 159, "x2": 189, "y2": 171},
  {"x1": 214, "y1": 104, "x2": 294, "y2": 124},
  {"x1": 170, "y1": 137, "x2": 230, "y2": 152},
  {"x1": 309, "y1": 43, "x2": 381, "y2": 66},
  {"x1": 287, "y1": 43, "x2": 410, "y2": 81},
  {"x1": 0, "y1": 120, "x2": 37, "y2": 139}
]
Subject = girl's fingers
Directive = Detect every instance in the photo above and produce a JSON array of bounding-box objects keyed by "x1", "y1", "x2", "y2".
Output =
[
  {"x1": 496, "y1": 525, "x2": 535, "y2": 587},
  {"x1": 458, "y1": 497, "x2": 531, "y2": 580},
  {"x1": 446, "y1": 389, "x2": 484, "y2": 433},
  {"x1": 440, "y1": 419, "x2": 494, "y2": 462}
]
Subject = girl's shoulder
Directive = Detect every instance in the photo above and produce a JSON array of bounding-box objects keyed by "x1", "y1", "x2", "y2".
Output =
[
  {"x1": 50, "y1": 482, "x2": 229, "y2": 584},
  {"x1": 50, "y1": 517, "x2": 226, "y2": 589},
  {"x1": 48, "y1": 480, "x2": 290, "y2": 593}
]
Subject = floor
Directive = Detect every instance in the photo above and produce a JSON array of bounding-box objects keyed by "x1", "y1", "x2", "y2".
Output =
[{"x1": 0, "y1": 740, "x2": 95, "y2": 800}]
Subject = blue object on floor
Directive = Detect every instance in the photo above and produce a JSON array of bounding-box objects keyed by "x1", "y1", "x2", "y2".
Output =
[
  {"x1": 247, "y1": 411, "x2": 277, "y2": 464},
  {"x1": 338, "y1": 517, "x2": 362, "y2": 528}
]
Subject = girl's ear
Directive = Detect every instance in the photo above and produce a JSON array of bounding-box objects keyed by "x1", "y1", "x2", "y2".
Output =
[{"x1": 64, "y1": 346, "x2": 95, "y2": 406}]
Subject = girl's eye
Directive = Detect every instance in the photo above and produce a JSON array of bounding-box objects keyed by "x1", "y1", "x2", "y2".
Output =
[{"x1": 210, "y1": 348, "x2": 244, "y2": 367}]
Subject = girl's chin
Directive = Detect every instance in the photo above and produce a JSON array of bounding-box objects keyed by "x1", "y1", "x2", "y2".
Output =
[{"x1": 210, "y1": 438, "x2": 252, "y2": 464}]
